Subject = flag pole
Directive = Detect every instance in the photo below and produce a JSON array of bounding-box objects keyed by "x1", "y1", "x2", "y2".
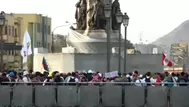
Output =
[
  {"x1": 26, "y1": 28, "x2": 28, "y2": 71},
  {"x1": 21, "y1": 56, "x2": 23, "y2": 70}
]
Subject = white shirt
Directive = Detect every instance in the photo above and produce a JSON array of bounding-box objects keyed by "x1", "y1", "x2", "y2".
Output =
[
  {"x1": 23, "y1": 77, "x2": 31, "y2": 83},
  {"x1": 135, "y1": 79, "x2": 145, "y2": 86},
  {"x1": 65, "y1": 76, "x2": 79, "y2": 82}
]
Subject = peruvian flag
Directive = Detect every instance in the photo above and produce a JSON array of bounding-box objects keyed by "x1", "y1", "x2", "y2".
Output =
[{"x1": 162, "y1": 53, "x2": 173, "y2": 67}]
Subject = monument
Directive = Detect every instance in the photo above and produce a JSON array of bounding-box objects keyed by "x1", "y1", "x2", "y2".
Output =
[
  {"x1": 61, "y1": 0, "x2": 125, "y2": 72},
  {"x1": 67, "y1": 0, "x2": 121, "y2": 53},
  {"x1": 33, "y1": 0, "x2": 163, "y2": 73}
]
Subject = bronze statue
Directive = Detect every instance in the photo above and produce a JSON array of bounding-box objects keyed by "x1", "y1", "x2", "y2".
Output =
[
  {"x1": 87, "y1": 0, "x2": 106, "y2": 30},
  {"x1": 111, "y1": 0, "x2": 120, "y2": 30},
  {"x1": 75, "y1": 0, "x2": 87, "y2": 30}
]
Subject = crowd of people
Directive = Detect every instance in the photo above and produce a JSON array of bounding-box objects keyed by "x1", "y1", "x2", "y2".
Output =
[{"x1": 0, "y1": 69, "x2": 188, "y2": 87}]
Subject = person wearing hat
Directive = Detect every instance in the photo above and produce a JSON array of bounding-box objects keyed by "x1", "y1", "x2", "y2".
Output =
[
  {"x1": 8, "y1": 72, "x2": 16, "y2": 86},
  {"x1": 22, "y1": 71, "x2": 31, "y2": 84}
]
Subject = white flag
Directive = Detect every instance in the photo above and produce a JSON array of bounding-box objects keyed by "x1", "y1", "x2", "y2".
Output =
[{"x1": 21, "y1": 30, "x2": 32, "y2": 63}]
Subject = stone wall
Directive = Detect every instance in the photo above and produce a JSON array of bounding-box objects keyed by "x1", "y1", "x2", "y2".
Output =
[
  {"x1": 33, "y1": 53, "x2": 163, "y2": 74},
  {"x1": 33, "y1": 53, "x2": 74, "y2": 72},
  {"x1": 74, "y1": 54, "x2": 163, "y2": 74}
]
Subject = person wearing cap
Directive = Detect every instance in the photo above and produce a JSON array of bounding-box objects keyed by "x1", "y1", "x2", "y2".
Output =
[
  {"x1": 8, "y1": 72, "x2": 16, "y2": 86},
  {"x1": 22, "y1": 71, "x2": 31, "y2": 84}
]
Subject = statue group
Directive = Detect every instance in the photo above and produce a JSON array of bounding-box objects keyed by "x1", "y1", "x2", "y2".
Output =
[{"x1": 75, "y1": 0, "x2": 121, "y2": 31}]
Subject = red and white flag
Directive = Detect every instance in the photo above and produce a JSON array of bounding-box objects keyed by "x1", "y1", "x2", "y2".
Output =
[{"x1": 162, "y1": 53, "x2": 173, "y2": 67}]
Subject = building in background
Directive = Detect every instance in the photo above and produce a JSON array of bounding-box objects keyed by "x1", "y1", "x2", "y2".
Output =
[
  {"x1": 170, "y1": 43, "x2": 189, "y2": 65},
  {"x1": 134, "y1": 44, "x2": 164, "y2": 54},
  {"x1": 1, "y1": 14, "x2": 23, "y2": 69},
  {"x1": 14, "y1": 14, "x2": 52, "y2": 69},
  {"x1": 15, "y1": 14, "x2": 52, "y2": 51},
  {"x1": 0, "y1": 13, "x2": 52, "y2": 69}
]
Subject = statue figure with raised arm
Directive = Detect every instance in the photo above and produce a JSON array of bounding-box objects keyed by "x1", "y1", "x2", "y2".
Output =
[
  {"x1": 75, "y1": 0, "x2": 87, "y2": 30},
  {"x1": 87, "y1": 0, "x2": 106, "y2": 30}
]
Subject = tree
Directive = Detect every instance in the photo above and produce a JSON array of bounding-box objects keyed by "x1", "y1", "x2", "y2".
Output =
[
  {"x1": 126, "y1": 40, "x2": 134, "y2": 49},
  {"x1": 124, "y1": 40, "x2": 141, "y2": 54},
  {"x1": 134, "y1": 50, "x2": 141, "y2": 54}
]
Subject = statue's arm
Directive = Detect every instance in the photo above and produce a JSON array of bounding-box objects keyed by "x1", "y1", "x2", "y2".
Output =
[{"x1": 75, "y1": 0, "x2": 81, "y2": 7}]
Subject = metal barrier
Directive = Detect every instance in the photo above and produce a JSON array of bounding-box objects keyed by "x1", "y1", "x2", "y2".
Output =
[
  {"x1": 125, "y1": 86, "x2": 145, "y2": 107},
  {"x1": 170, "y1": 87, "x2": 189, "y2": 107},
  {"x1": 0, "y1": 84, "x2": 188, "y2": 107},
  {"x1": 57, "y1": 86, "x2": 78, "y2": 106}
]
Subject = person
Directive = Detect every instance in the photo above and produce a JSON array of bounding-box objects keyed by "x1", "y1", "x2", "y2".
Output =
[
  {"x1": 144, "y1": 72, "x2": 152, "y2": 86},
  {"x1": 135, "y1": 74, "x2": 145, "y2": 86},
  {"x1": 54, "y1": 73, "x2": 64, "y2": 85},
  {"x1": 8, "y1": 72, "x2": 16, "y2": 86},
  {"x1": 162, "y1": 72, "x2": 176, "y2": 88},
  {"x1": 0, "y1": 72, "x2": 9, "y2": 85},
  {"x1": 114, "y1": 72, "x2": 122, "y2": 82},
  {"x1": 178, "y1": 72, "x2": 188, "y2": 86},
  {"x1": 120, "y1": 73, "x2": 129, "y2": 83},
  {"x1": 43, "y1": 74, "x2": 54, "y2": 86},
  {"x1": 66, "y1": 72, "x2": 79, "y2": 85},
  {"x1": 22, "y1": 71, "x2": 31, "y2": 85},
  {"x1": 132, "y1": 71, "x2": 139, "y2": 82},
  {"x1": 154, "y1": 73, "x2": 162, "y2": 86},
  {"x1": 16, "y1": 72, "x2": 23, "y2": 83}
]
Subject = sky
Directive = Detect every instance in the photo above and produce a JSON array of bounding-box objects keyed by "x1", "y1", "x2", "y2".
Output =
[{"x1": 1, "y1": 0, "x2": 189, "y2": 43}]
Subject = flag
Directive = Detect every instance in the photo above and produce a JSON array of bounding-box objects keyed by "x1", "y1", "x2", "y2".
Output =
[
  {"x1": 21, "y1": 30, "x2": 32, "y2": 63},
  {"x1": 162, "y1": 53, "x2": 173, "y2": 67},
  {"x1": 42, "y1": 57, "x2": 49, "y2": 72}
]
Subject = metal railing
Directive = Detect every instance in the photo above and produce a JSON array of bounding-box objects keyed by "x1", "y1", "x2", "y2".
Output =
[{"x1": 0, "y1": 82, "x2": 189, "y2": 107}]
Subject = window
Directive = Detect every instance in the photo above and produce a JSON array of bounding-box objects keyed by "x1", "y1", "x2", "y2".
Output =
[
  {"x1": 5, "y1": 26, "x2": 7, "y2": 35},
  {"x1": 48, "y1": 25, "x2": 51, "y2": 35},
  {"x1": 12, "y1": 26, "x2": 14, "y2": 36},
  {"x1": 37, "y1": 42, "x2": 41, "y2": 47},
  {"x1": 8, "y1": 50, "x2": 11, "y2": 55},
  {"x1": 13, "y1": 50, "x2": 15, "y2": 55},
  {"x1": 3, "y1": 50, "x2": 6, "y2": 55},
  {"x1": 37, "y1": 23, "x2": 41, "y2": 33},
  {"x1": 15, "y1": 28, "x2": 17, "y2": 37},
  {"x1": 8, "y1": 26, "x2": 11, "y2": 36}
]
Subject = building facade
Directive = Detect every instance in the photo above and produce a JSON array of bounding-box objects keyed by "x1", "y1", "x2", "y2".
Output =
[
  {"x1": 1, "y1": 14, "x2": 23, "y2": 69},
  {"x1": 0, "y1": 14, "x2": 52, "y2": 69},
  {"x1": 13, "y1": 14, "x2": 52, "y2": 69},
  {"x1": 170, "y1": 43, "x2": 189, "y2": 65},
  {"x1": 15, "y1": 14, "x2": 52, "y2": 51}
]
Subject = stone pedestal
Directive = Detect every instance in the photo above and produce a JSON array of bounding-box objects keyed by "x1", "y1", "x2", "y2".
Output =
[
  {"x1": 67, "y1": 30, "x2": 108, "y2": 53},
  {"x1": 88, "y1": 30, "x2": 107, "y2": 38}
]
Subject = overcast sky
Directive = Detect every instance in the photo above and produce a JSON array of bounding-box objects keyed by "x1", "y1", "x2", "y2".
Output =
[{"x1": 1, "y1": 0, "x2": 189, "y2": 43}]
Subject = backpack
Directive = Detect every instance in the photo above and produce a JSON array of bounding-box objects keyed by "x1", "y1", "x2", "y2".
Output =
[
  {"x1": 145, "y1": 77, "x2": 151, "y2": 86},
  {"x1": 165, "y1": 77, "x2": 174, "y2": 87},
  {"x1": 69, "y1": 77, "x2": 76, "y2": 85},
  {"x1": 179, "y1": 78, "x2": 187, "y2": 86},
  {"x1": 179, "y1": 78, "x2": 186, "y2": 83}
]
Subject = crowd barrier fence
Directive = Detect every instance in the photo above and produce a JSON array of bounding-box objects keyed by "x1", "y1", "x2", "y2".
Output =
[{"x1": 0, "y1": 82, "x2": 189, "y2": 107}]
